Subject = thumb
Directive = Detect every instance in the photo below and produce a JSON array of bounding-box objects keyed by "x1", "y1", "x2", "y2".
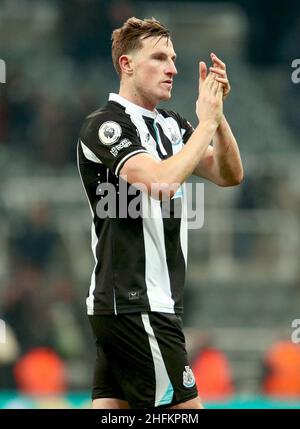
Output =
[{"x1": 199, "y1": 61, "x2": 207, "y2": 89}]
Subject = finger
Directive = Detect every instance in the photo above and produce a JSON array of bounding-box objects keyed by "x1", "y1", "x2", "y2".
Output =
[
  {"x1": 199, "y1": 61, "x2": 207, "y2": 87},
  {"x1": 209, "y1": 67, "x2": 226, "y2": 77},
  {"x1": 210, "y1": 52, "x2": 220, "y2": 69},
  {"x1": 215, "y1": 77, "x2": 229, "y2": 85},
  {"x1": 211, "y1": 52, "x2": 226, "y2": 69},
  {"x1": 210, "y1": 53, "x2": 226, "y2": 70},
  {"x1": 215, "y1": 78, "x2": 230, "y2": 96},
  {"x1": 199, "y1": 61, "x2": 207, "y2": 94}
]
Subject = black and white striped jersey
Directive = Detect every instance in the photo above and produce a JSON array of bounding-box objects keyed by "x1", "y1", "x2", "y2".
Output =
[{"x1": 77, "y1": 93, "x2": 194, "y2": 315}]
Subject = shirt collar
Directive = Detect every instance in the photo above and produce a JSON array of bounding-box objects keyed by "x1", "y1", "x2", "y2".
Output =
[{"x1": 109, "y1": 93, "x2": 158, "y2": 119}]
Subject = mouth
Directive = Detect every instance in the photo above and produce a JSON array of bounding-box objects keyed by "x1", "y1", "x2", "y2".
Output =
[{"x1": 161, "y1": 80, "x2": 173, "y2": 88}]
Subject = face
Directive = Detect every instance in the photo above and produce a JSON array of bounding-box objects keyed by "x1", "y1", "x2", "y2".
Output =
[{"x1": 130, "y1": 36, "x2": 178, "y2": 108}]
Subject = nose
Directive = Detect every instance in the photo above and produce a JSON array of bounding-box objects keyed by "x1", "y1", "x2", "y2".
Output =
[{"x1": 165, "y1": 60, "x2": 178, "y2": 77}]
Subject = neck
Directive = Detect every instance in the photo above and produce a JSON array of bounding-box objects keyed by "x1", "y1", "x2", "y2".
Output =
[{"x1": 119, "y1": 82, "x2": 156, "y2": 111}]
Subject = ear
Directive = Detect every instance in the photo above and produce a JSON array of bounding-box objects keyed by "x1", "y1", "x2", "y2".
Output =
[{"x1": 119, "y1": 55, "x2": 134, "y2": 76}]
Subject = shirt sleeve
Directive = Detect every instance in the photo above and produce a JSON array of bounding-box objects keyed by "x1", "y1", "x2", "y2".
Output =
[{"x1": 79, "y1": 112, "x2": 152, "y2": 176}]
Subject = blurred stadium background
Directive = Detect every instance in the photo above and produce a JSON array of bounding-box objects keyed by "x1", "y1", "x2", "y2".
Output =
[{"x1": 1, "y1": 0, "x2": 300, "y2": 409}]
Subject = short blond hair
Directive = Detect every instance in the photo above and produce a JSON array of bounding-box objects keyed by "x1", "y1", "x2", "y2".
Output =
[{"x1": 111, "y1": 17, "x2": 170, "y2": 76}]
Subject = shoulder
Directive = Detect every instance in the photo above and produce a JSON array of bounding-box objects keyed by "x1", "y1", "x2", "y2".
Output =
[
  {"x1": 80, "y1": 101, "x2": 137, "y2": 142},
  {"x1": 157, "y1": 108, "x2": 181, "y2": 121},
  {"x1": 158, "y1": 108, "x2": 191, "y2": 126},
  {"x1": 157, "y1": 108, "x2": 194, "y2": 131}
]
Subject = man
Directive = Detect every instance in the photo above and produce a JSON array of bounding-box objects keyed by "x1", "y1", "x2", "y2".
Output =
[{"x1": 77, "y1": 17, "x2": 243, "y2": 409}]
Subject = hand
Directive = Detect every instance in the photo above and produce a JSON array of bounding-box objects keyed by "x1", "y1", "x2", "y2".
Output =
[
  {"x1": 208, "y1": 53, "x2": 231, "y2": 100},
  {"x1": 199, "y1": 54, "x2": 230, "y2": 100},
  {"x1": 196, "y1": 62, "x2": 223, "y2": 126}
]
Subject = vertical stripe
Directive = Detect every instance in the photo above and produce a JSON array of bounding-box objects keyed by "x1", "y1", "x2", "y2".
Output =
[
  {"x1": 77, "y1": 142, "x2": 98, "y2": 314},
  {"x1": 142, "y1": 192, "x2": 175, "y2": 312},
  {"x1": 123, "y1": 104, "x2": 160, "y2": 160},
  {"x1": 141, "y1": 313, "x2": 174, "y2": 406},
  {"x1": 124, "y1": 106, "x2": 175, "y2": 313},
  {"x1": 180, "y1": 183, "x2": 188, "y2": 267},
  {"x1": 86, "y1": 224, "x2": 98, "y2": 314},
  {"x1": 160, "y1": 119, "x2": 188, "y2": 267},
  {"x1": 107, "y1": 166, "x2": 118, "y2": 315},
  {"x1": 153, "y1": 121, "x2": 168, "y2": 156},
  {"x1": 113, "y1": 288, "x2": 117, "y2": 315}
]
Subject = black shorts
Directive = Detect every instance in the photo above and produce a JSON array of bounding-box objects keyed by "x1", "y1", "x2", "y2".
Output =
[{"x1": 88, "y1": 312, "x2": 198, "y2": 409}]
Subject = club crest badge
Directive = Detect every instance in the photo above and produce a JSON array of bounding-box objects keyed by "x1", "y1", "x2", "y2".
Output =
[
  {"x1": 98, "y1": 121, "x2": 121, "y2": 145},
  {"x1": 168, "y1": 127, "x2": 181, "y2": 145},
  {"x1": 183, "y1": 366, "x2": 195, "y2": 388}
]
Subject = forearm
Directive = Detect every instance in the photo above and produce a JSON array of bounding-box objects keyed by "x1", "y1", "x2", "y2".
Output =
[{"x1": 212, "y1": 115, "x2": 243, "y2": 185}]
